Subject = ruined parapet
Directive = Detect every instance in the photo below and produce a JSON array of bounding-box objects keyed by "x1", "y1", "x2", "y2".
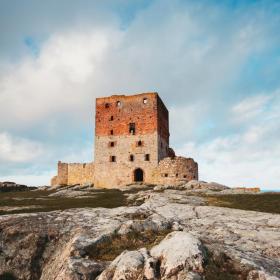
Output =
[
  {"x1": 50, "y1": 175, "x2": 58, "y2": 186},
  {"x1": 152, "y1": 156, "x2": 198, "y2": 185},
  {"x1": 51, "y1": 161, "x2": 94, "y2": 186}
]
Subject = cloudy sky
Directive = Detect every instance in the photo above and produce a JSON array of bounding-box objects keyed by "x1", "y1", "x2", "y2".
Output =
[{"x1": 0, "y1": 0, "x2": 279, "y2": 189}]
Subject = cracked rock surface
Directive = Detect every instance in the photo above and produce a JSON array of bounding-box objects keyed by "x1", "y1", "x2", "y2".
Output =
[{"x1": 0, "y1": 188, "x2": 279, "y2": 280}]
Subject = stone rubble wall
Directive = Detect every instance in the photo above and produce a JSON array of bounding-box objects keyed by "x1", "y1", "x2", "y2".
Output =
[
  {"x1": 152, "y1": 156, "x2": 198, "y2": 185},
  {"x1": 51, "y1": 162, "x2": 94, "y2": 186}
]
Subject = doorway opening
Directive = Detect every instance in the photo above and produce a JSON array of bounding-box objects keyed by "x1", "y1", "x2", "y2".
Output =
[{"x1": 134, "y1": 168, "x2": 144, "y2": 182}]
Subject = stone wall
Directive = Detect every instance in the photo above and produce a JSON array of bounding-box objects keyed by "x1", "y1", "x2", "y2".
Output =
[
  {"x1": 67, "y1": 163, "x2": 94, "y2": 185},
  {"x1": 57, "y1": 161, "x2": 68, "y2": 185},
  {"x1": 152, "y1": 156, "x2": 198, "y2": 185},
  {"x1": 51, "y1": 162, "x2": 94, "y2": 186},
  {"x1": 94, "y1": 132, "x2": 159, "y2": 188}
]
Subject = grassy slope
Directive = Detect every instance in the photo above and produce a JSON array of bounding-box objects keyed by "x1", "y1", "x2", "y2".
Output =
[
  {"x1": 1, "y1": 189, "x2": 280, "y2": 215},
  {"x1": 206, "y1": 193, "x2": 280, "y2": 214},
  {"x1": 0, "y1": 189, "x2": 126, "y2": 215}
]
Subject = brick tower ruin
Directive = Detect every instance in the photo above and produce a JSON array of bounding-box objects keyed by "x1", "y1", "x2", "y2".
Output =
[{"x1": 51, "y1": 92, "x2": 198, "y2": 188}]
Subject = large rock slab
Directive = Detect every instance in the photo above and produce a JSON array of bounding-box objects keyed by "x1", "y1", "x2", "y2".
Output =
[
  {"x1": 150, "y1": 231, "x2": 205, "y2": 278},
  {"x1": 0, "y1": 189, "x2": 279, "y2": 279}
]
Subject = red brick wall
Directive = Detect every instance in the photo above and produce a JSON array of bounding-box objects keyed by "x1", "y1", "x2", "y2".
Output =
[
  {"x1": 95, "y1": 92, "x2": 164, "y2": 137},
  {"x1": 157, "y1": 95, "x2": 169, "y2": 145}
]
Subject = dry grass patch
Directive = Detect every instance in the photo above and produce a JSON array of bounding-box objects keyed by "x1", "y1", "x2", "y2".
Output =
[
  {"x1": 206, "y1": 193, "x2": 280, "y2": 214},
  {"x1": 86, "y1": 229, "x2": 172, "y2": 262}
]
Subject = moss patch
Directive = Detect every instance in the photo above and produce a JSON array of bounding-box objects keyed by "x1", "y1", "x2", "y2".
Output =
[
  {"x1": 204, "y1": 249, "x2": 251, "y2": 280},
  {"x1": 86, "y1": 229, "x2": 171, "y2": 261},
  {"x1": 206, "y1": 193, "x2": 280, "y2": 214}
]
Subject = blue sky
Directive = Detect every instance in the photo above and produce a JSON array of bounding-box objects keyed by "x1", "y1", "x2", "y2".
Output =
[{"x1": 0, "y1": 0, "x2": 280, "y2": 189}]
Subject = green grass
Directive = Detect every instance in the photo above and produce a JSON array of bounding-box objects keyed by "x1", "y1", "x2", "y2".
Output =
[
  {"x1": 206, "y1": 193, "x2": 280, "y2": 214},
  {"x1": 0, "y1": 189, "x2": 126, "y2": 215}
]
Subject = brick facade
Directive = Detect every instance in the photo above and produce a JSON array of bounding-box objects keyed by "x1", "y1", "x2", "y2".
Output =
[{"x1": 51, "y1": 92, "x2": 198, "y2": 188}]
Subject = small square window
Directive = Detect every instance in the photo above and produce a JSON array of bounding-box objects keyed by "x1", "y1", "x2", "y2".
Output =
[
  {"x1": 137, "y1": 140, "x2": 142, "y2": 147},
  {"x1": 110, "y1": 116, "x2": 114, "y2": 121},
  {"x1": 129, "y1": 155, "x2": 134, "y2": 162},
  {"x1": 129, "y1": 123, "x2": 136, "y2": 135},
  {"x1": 164, "y1": 173, "x2": 168, "y2": 177},
  {"x1": 110, "y1": 130, "x2": 114, "y2": 135},
  {"x1": 183, "y1": 175, "x2": 187, "y2": 178},
  {"x1": 109, "y1": 141, "x2": 115, "y2": 147},
  {"x1": 105, "y1": 103, "x2": 109, "y2": 108},
  {"x1": 145, "y1": 154, "x2": 150, "y2": 161},
  {"x1": 110, "y1": 156, "x2": 116, "y2": 162}
]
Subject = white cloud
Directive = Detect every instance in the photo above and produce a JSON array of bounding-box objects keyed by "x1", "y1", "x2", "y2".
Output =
[
  {"x1": 177, "y1": 93, "x2": 280, "y2": 190},
  {"x1": 231, "y1": 95, "x2": 271, "y2": 123},
  {"x1": 0, "y1": 0, "x2": 274, "y2": 132},
  {"x1": 0, "y1": 132, "x2": 43, "y2": 163},
  {"x1": 0, "y1": 28, "x2": 119, "y2": 129}
]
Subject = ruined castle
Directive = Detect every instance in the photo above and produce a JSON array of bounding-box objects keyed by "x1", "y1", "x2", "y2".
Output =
[{"x1": 51, "y1": 92, "x2": 198, "y2": 188}]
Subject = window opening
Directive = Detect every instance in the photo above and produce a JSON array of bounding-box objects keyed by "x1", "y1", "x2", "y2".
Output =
[{"x1": 129, "y1": 123, "x2": 136, "y2": 135}]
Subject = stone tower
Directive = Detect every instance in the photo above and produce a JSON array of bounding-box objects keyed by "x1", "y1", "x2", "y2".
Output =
[
  {"x1": 94, "y1": 92, "x2": 172, "y2": 188},
  {"x1": 51, "y1": 91, "x2": 198, "y2": 188}
]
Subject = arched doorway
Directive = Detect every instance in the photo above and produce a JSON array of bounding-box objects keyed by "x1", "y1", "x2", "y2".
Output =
[{"x1": 134, "y1": 168, "x2": 144, "y2": 182}]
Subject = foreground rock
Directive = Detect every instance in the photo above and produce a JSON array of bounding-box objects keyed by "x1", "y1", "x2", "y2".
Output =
[
  {"x1": 150, "y1": 231, "x2": 205, "y2": 278},
  {"x1": 98, "y1": 232, "x2": 205, "y2": 280},
  {"x1": 0, "y1": 189, "x2": 279, "y2": 279},
  {"x1": 0, "y1": 181, "x2": 36, "y2": 192}
]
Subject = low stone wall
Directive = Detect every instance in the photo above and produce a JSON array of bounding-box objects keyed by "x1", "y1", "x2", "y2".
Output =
[
  {"x1": 51, "y1": 162, "x2": 94, "y2": 186},
  {"x1": 233, "y1": 187, "x2": 261, "y2": 193},
  {"x1": 152, "y1": 156, "x2": 198, "y2": 185},
  {"x1": 68, "y1": 163, "x2": 95, "y2": 185}
]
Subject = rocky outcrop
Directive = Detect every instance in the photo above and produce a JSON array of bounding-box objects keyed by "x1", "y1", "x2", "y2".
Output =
[
  {"x1": 153, "y1": 180, "x2": 262, "y2": 195},
  {"x1": 0, "y1": 181, "x2": 36, "y2": 192},
  {"x1": 98, "y1": 232, "x2": 205, "y2": 280},
  {"x1": 150, "y1": 231, "x2": 205, "y2": 278},
  {"x1": 0, "y1": 188, "x2": 279, "y2": 279}
]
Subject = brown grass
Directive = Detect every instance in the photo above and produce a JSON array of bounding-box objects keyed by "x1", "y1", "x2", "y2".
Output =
[
  {"x1": 206, "y1": 193, "x2": 280, "y2": 214},
  {"x1": 86, "y1": 229, "x2": 171, "y2": 261}
]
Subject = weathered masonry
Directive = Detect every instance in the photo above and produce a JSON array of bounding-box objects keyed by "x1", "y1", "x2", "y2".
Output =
[{"x1": 51, "y1": 92, "x2": 198, "y2": 188}]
